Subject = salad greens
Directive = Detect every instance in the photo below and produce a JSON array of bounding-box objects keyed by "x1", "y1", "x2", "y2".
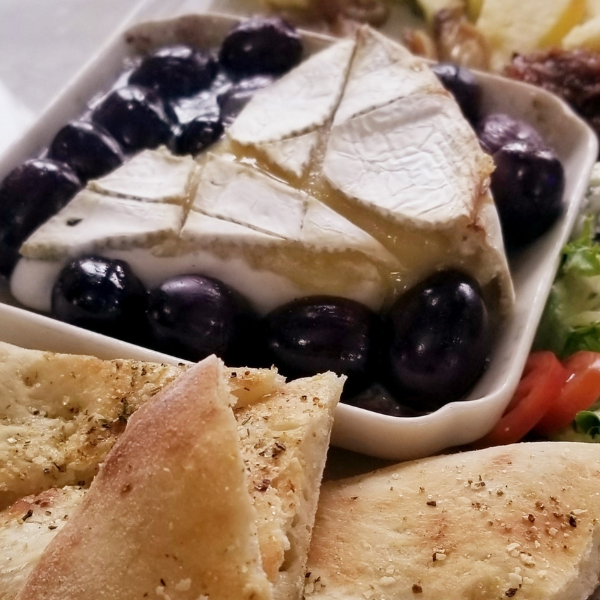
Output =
[{"x1": 535, "y1": 216, "x2": 600, "y2": 358}]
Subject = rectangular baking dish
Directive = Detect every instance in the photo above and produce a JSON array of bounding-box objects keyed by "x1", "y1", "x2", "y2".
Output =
[{"x1": 0, "y1": 12, "x2": 596, "y2": 460}]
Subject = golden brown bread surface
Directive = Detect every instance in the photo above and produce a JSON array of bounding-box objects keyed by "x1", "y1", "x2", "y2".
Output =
[
  {"x1": 0, "y1": 340, "x2": 284, "y2": 510},
  {"x1": 305, "y1": 442, "x2": 600, "y2": 600},
  {"x1": 16, "y1": 356, "x2": 272, "y2": 600}
]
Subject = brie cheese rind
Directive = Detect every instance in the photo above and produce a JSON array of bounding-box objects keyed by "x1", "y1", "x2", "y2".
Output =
[
  {"x1": 306, "y1": 443, "x2": 600, "y2": 600},
  {"x1": 15, "y1": 356, "x2": 274, "y2": 600},
  {"x1": 0, "y1": 340, "x2": 282, "y2": 510},
  {"x1": 12, "y1": 24, "x2": 514, "y2": 319}
]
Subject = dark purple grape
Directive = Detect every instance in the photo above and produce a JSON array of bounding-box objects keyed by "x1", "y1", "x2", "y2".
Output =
[
  {"x1": 146, "y1": 274, "x2": 261, "y2": 364},
  {"x1": 129, "y1": 45, "x2": 218, "y2": 99},
  {"x1": 265, "y1": 296, "x2": 380, "y2": 396},
  {"x1": 491, "y1": 141, "x2": 565, "y2": 249},
  {"x1": 51, "y1": 256, "x2": 147, "y2": 343},
  {"x1": 218, "y1": 75, "x2": 274, "y2": 127},
  {"x1": 92, "y1": 85, "x2": 174, "y2": 152},
  {"x1": 431, "y1": 62, "x2": 482, "y2": 125},
  {"x1": 477, "y1": 113, "x2": 547, "y2": 155},
  {"x1": 219, "y1": 17, "x2": 302, "y2": 78},
  {"x1": 171, "y1": 114, "x2": 223, "y2": 156},
  {"x1": 48, "y1": 121, "x2": 123, "y2": 182},
  {"x1": 384, "y1": 270, "x2": 491, "y2": 412},
  {"x1": 0, "y1": 159, "x2": 81, "y2": 277},
  {"x1": 343, "y1": 384, "x2": 422, "y2": 417}
]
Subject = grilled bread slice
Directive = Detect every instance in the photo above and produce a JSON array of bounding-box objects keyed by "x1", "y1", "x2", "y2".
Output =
[
  {"x1": 305, "y1": 442, "x2": 600, "y2": 600},
  {"x1": 0, "y1": 341, "x2": 283, "y2": 509},
  {"x1": 16, "y1": 356, "x2": 273, "y2": 600}
]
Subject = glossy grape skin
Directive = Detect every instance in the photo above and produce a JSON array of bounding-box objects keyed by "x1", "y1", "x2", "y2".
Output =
[
  {"x1": 218, "y1": 76, "x2": 274, "y2": 127},
  {"x1": 477, "y1": 113, "x2": 546, "y2": 155},
  {"x1": 48, "y1": 121, "x2": 124, "y2": 182},
  {"x1": 491, "y1": 141, "x2": 565, "y2": 249},
  {"x1": 0, "y1": 159, "x2": 81, "y2": 277},
  {"x1": 219, "y1": 17, "x2": 302, "y2": 78},
  {"x1": 51, "y1": 256, "x2": 147, "y2": 343},
  {"x1": 265, "y1": 296, "x2": 380, "y2": 396},
  {"x1": 146, "y1": 275, "x2": 261, "y2": 364},
  {"x1": 129, "y1": 45, "x2": 218, "y2": 99},
  {"x1": 171, "y1": 114, "x2": 224, "y2": 156},
  {"x1": 431, "y1": 62, "x2": 482, "y2": 125},
  {"x1": 384, "y1": 270, "x2": 491, "y2": 412},
  {"x1": 92, "y1": 85, "x2": 174, "y2": 152}
]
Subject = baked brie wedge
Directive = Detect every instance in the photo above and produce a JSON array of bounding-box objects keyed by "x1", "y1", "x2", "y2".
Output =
[{"x1": 11, "y1": 25, "x2": 513, "y2": 317}]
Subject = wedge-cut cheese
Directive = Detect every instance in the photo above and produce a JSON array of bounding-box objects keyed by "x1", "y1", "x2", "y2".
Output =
[
  {"x1": 16, "y1": 356, "x2": 273, "y2": 600},
  {"x1": 0, "y1": 487, "x2": 85, "y2": 600},
  {"x1": 19, "y1": 189, "x2": 183, "y2": 261},
  {"x1": 306, "y1": 443, "x2": 600, "y2": 600},
  {"x1": 332, "y1": 27, "x2": 442, "y2": 126},
  {"x1": 477, "y1": 0, "x2": 585, "y2": 68},
  {"x1": 0, "y1": 341, "x2": 283, "y2": 510},
  {"x1": 256, "y1": 130, "x2": 321, "y2": 178},
  {"x1": 228, "y1": 38, "x2": 355, "y2": 146},
  {"x1": 88, "y1": 146, "x2": 198, "y2": 205},
  {"x1": 563, "y1": 14, "x2": 600, "y2": 50}
]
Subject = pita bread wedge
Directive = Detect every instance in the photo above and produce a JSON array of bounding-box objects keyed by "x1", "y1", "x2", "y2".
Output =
[
  {"x1": 0, "y1": 341, "x2": 284, "y2": 509},
  {"x1": 305, "y1": 442, "x2": 600, "y2": 600},
  {"x1": 0, "y1": 369, "x2": 343, "y2": 600},
  {"x1": 237, "y1": 372, "x2": 344, "y2": 600},
  {"x1": 16, "y1": 355, "x2": 272, "y2": 600},
  {"x1": 0, "y1": 486, "x2": 85, "y2": 600}
]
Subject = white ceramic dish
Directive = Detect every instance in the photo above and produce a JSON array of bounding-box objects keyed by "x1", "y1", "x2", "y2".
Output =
[{"x1": 0, "y1": 13, "x2": 596, "y2": 460}]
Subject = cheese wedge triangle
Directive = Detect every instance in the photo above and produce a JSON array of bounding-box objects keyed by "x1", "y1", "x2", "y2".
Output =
[
  {"x1": 305, "y1": 443, "x2": 600, "y2": 600},
  {"x1": 15, "y1": 355, "x2": 272, "y2": 600}
]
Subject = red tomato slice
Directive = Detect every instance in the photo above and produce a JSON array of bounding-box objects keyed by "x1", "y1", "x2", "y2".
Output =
[
  {"x1": 534, "y1": 351, "x2": 600, "y2": 436},
  {"x1": 475, "y1": 352, "x2": 567, "y2": 448}
]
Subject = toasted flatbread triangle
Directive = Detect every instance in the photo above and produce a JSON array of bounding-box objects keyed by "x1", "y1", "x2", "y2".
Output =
[
  {"x1": 237, "y1": 372, "x2": 344, "y2": 600},
  {"x1": 16, "y1": 356, "x2": 272, "y2": 600},
  {"x1": 0, "y1": 340, "x2": 284, "y2": 510},
  {"x1": 305, "y1": 442, "x2": 600, "y2": 600}
]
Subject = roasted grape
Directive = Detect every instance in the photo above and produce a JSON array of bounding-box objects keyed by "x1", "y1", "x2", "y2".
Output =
[
  {"x1": 51, "y1": 256, "x2": 147, "y2": 343},
  {"x1": 129, "y1": 45, "x2": 217, "y2": 99},
  {"x1": 477, "y1": 113, "x2": 546, "y2": 155},
  {"x1": 265, "y1": 296, "x2": 380, "y2": 396},
  {"x1": 491, "y1": 141, "x2": 565, "y2": 249},
  {"x1": 146, "y1": 274, "x2": 261, "y2": 364},
  {"x1": 218, "y1": 76, "x2": 274, "y2": 127},
  {"x1": 219, "y1": 17, "x2": 302, "y2": 78},
  {"x1": 92, "y1": 85, "x2": 174, "y2": 152},
  {"x1": 171, "y1": 114, "x2": 223, "y2": 156},
  {"x1": 384, "y1": 270, "x2": 491, "y2": 412},
  {"x1": 48, "y1": 121, "x2": 123, "y2": 182},
  {"x1": 431, "y1": 62, "x2": 481, "y2": 125},
  {"x1": 0, "y1": 159, "x2": 81, "y2": 276}
]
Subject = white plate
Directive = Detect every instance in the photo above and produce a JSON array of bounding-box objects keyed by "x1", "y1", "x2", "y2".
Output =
[{"x1": 0, "y1": 13, "x2": 596, "y2": 460}]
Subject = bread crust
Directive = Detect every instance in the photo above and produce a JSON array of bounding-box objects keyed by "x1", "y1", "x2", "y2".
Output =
[{"x1": 16, "y1": 356, "x2": 272, "y2": 600}]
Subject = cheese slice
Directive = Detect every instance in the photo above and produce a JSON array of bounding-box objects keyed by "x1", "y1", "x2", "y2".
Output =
[
  {"x1": 15, "y1": 356, "x2": 273, "y2": 600},
  {"x1": 306, "y1": 442, "x2": 600, "y2": 600},
  {"x1": 88, "y1": 146, "x2": 198, "y2": 205},
  {"x1": 228, "y1": 38, "x2": 355, "y2": 146},
  {"x1": 19, "y1": 189, "x2": 183, "y2": 261}
]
